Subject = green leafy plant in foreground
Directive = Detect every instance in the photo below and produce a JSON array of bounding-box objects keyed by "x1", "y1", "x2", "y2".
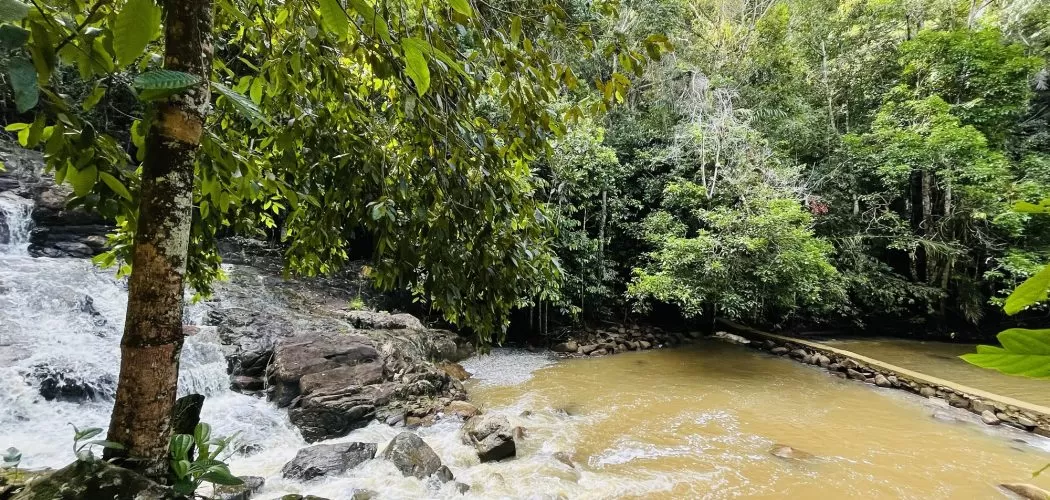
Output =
[
  {"x1": 169, "y1": 423, "x2": 242, "y2": 496},
  {"x1": 71, "y1": 424, "x2": 124, "y2": 462}
]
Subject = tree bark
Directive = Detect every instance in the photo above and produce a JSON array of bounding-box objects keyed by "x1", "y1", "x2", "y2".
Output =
[{"x1": 104, "y1": 0, "x2": 214, "y2": 480}]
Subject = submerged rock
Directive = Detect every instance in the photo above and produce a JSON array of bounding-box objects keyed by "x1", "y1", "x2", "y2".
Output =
[
  {"x1": 462, "y1": 415, "x2": 517, "y2": 462},
  {"x1": 29, "y1": 365, "x2": 115, "y2": 402},
  {"x1": 438, "y1": 362, "x2": 471, "y2": 381},
  {"x1": 11, "y1": 460, "x2": 173, "y2": 500},
  {"x1": 769, "y1": 444, "x2": 814, "y2": 460},
  {"x1": 280, "y1": 442, "x2": 377, "y2": 480},
  {"x1": 381, "y1": 432, "x2": 443, "y2": 480},
  {"x1": 443, "y1": 400, "x2": 481, "y2": 419}
]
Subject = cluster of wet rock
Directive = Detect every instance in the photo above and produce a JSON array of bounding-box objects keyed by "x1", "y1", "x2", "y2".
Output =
[
  {"x1": 747, "y1": 336, "x2": 1050, "y2": 438},
  {"x1": 550, "y1": 325, "x2": 702, "y2": 357}
]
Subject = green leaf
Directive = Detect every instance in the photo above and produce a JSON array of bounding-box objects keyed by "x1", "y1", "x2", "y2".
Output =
[
  {"x1": 86, "y1": 440, "x2": 124, "y2": 450},
  {"x1": 172, "y1": 479, "x2": 195, "y2": 496},
  {"x1": 1004, "y1": 264, "x2": 1050, "y2": 315},
  {"x1": 201, "y1": 468, "x2": 243, "y2": 485},
  {"x1": 401, "y1": 37, "x2": 430, "y2": 97},
  {"x1": 113, "y1": 0, "x2": 161, "y2": 67},
  {"x1": 0, "y1": 24, "x2": 29, "y2": 50},
  {"x1": 962, "y1": 328, "x2": 1050, "y2": 378},
  {"x1": 171, "y1": 459, "x2": 190, "y2": 479},
  {"x1": 449, "y1": 0, "x2": 472, "y2": 17},
  {"x1": 7, "y1": 56, "x2": 38, "y2": 113},
  {"x1": 75, "y1": 427, "x2": 103, "y2": 441},
  {"x1": 82, "y1": 86, "x2": 107, "y2": 111},
  {"x1": 510, "y1": 16, "x2": 522, "y2": 45},
  {"x1": 0, "y1": 0, "x2": 28, "y2": 21},
  {"x1": 69, "y1": 164, "x2": 98, "y2": 197},
  {"x1": 317, "y1": 0, "x2": 349, "y2": 39},
  {"x1": 211, "y1": 81, "x2": 269, "y2": 125},
  {"x1": 170, "y1": 434, "x2": 193, "y2": 460},
  {"x1": 249, "y1": 76, "x2": 263, "y2": 104},
  {"x1": 133, "y1": 69, "x2": 201, "y2": 90},
  {"x1": 193, "y1": 423, "x2": 211, "y2": 445},
  {"x1": 99, "y1": 172, "x2": 132, "y2": 201},
  {"x1": 347, "y1": 0, "x2": 390, "y2": 42}
]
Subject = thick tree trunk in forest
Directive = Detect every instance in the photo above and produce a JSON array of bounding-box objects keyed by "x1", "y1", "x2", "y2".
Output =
[{"x1": 104, "y1": 0, "x2": 214, "y2": 480}]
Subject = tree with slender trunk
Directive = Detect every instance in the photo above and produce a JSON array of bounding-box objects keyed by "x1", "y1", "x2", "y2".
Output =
[{"x1": 102, "y1": 0, "x2": 214, "y2": 478}]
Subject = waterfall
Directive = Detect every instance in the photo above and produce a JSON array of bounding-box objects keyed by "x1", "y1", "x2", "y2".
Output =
[{"x1": 0, "y1": 194, "x2": 301, "y2": 470}]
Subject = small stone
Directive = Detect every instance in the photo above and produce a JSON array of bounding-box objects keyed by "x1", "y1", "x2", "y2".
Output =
[
  {"x1": 578, "y1": 344, "x2": 599, "y2": 355},
  {"x1": 846, "y1": 368, "x2": 866, "y2": 380},
  {"x1": 971, "y1": 400, "x2": 994, "y2": 414},
  {"x1": 453, "y1": 482, "x2": 471, "y2": 494},
  {"x1": 842, "y1": 359, "x2": 860, "y2": 370},
  {"x1": 886, "y1": 375, "x2": 899, "y2": 386},
  {"x1": 214, "y1": 476, "x2": 265, "y2": 500},
  {"x1": 351, "y1": 490, "x2": 378, "y2": 500},
  {"x1": 771, "y1": 347, "x2": 789, "y2": 355},
  {"x1": 828, "y1": 363, "x2": 841, "y2": 371},
  {"x1": 982, "y1": 410, "x2": 1001, "y2": 425},
  {"x1": 639, "y1": 341, "x2": 652, "y2": 349},
  {"x1": 770, "y1": 444, "x2": 814, "y2": 460},
  {"x1": 381, "y1": 432, "x2": 443, "y2": 479},
  {"x1": 553, "y1": 451, "x2": 575, "y2": 468},
  {"x1": 996, "y1": 412, "x2": 1011, "y2": 422},
  {"x1": 230, "y1": 376, "x2": 264, "y2": 392},
  {"x1": 874, "y1": 374, "x2": 891, "y2": 387},
  {"x1": 443, "y1": 400, "x2": 481, "y2": 419},
  {"x1": 438, "y1": 362, "x2": 472, "y2": 381},
  {"x1": 1018, "y1": 416, "x2": 1037, "y2": 428},
  {"x1": 434, "y1": 465, "x2": 455, "y2": 483},
  {"x1": 590, "y1": 348, "x2": 608, "y2": 356},
  {"x1": 948, "y1": 394, "x2": 970, "y2": 409},
  {"x1": 919, "y1": 386, "x2": 936, "y2": 398},
  {"x1": 789, "y1": 349, "x2": 807, "y2": 359},
  {"x1": 817, "y1": 355, "x2": 831, "y2": 367}
]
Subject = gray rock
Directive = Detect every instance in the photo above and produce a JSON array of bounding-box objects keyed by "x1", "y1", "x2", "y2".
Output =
[
  {"x1": 948, "y1": 394, "x2": 970, "y2": 409},
  {"x1": 981, "y1": 410, "x2": 1001, "y2": 425},
  {"x1": 11, "y1": 459, "x2": 174, "y2": 500},
  {"x1": 639, "y1": 341, "x2": 652, "y2": 349},
  {"x1": 874, "y1": 374, "x2": 891, "y2": 387},
  {"x1": 462, "y1": 415, "x2": 517, "y2": 462},
  {"x1": 350, "y1": 490, "x2": 378, "y2": 500},
  {"x1": 771, "y1": 347, "x2": 789, "y2": 355},
  {"x1": 270, "y1": 333, "x2": 379, "y2": 408},
  {"x1": 971, "y1": 400, "x2": 994, "y2": 415},
  {"x1": 453, "y1": 482, "x2": 470, "y2": 494},
  {"x1": 1018, "y1": 416, "x2": 1037, "y2": 428},
  {"x1": 919, "y1": 386, "x2": 936, "y2": 398},
  {"x1": 381, "y1": 432, "x2": 443, "y2": 479},
  {"x1": 342, "y1": 310, "x2": 424, "y2": 330},
  {"x1": 769, "y1": 444, "x2": 814, "y2": 460},
  {"x1": 551, "y1": 341, "x2": 578, "y2": 353},
  {"x1": 886, "y1": 375, "x2": 899, "y2": 386},
  {"x1": 589, "y1": 348, "x2": 608, "y2": 356},
  {"x1": 846, "y1": 368, "x2": 866, "y2": 380},
  {"x1": 434, "y1": 465, "x2": 455, "y2": 483},
  {"x1": 578, "y1": 344, "x2": 599, "y2": 355},
  {"x1": 281, "y1": 442, "x2": 378, "y2": 480},
  {"x1": 789, "y1": 349, "x2": 808, "y2": 359},
  {"x1": 553, "y1": 451, "x2": 575, "y2": 468},
  {"x1": 214, "y1": 476, "x2": 265, "y2": 500}
]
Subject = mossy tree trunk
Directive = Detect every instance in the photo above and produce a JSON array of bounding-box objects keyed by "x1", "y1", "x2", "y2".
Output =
[{"x1": 103, "y1": 0, "x2": 214, "y2": 480}]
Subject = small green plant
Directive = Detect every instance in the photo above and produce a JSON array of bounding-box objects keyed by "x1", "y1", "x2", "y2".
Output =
[
  {"x1": 169, "y1": 423, "x2": 242, "y2": 496},
  {"x1": 348, "y1": 295, "x2": 366, "y2": 310},
  {"x1": 2, "y1": 447, "x2": 21, "y2": 479},
  {"x1": 70, "y1": 424, "x2": 124, "y2": 462}
]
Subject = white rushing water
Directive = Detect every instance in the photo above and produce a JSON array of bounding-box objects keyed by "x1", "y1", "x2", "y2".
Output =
[{"x1": 0, "y1": 193, "x2": 562, "y2": 499}]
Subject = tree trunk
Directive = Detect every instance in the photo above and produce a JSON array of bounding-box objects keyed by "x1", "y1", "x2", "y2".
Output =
[{"x1": 104, "y1": 0, "x2": 214, "y2": 480}]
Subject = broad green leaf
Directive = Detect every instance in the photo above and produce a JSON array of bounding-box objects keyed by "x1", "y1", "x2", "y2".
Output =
[
  {"x1": 172, "y1": 479, "x2": 195, "y2": 495},
  {"x1": 193, "y1": 422, "x2": 211, "y2": 444},
  {"x1": 317, "y1": 0, "x2": 349, "y2": 39},
  {"x1": 449, "y1": 0, "x2": 472, "y2": 17},
  {"x1": 201, "y1": 468, "x2": 243, "y2": 485},
  {"x1": 171, "y1": 459, "x2": 190, "y2": 479},
  {"x1": 249, "y1": 76, "x2": 263, "y2": 104},
  {"x1": 170, "y1": 434, "x2": 193, "y2": 460},
  {"x1": 0, "y1": 0, "x2": 28, "y2": 21},
  {"x1": 1004, "y1": 264, "x2": 1050, "y2": 315},
  {"x1": 133, "y1": 69, "x2": 201, "y2": 90},
  {"x1": 7, "y1": 56, "x2": 38, "y2": 112},
  {"x1": 0, "y1": 24, "x2": 29, "y2": 50},
  {"x1": 510, "y1": 16, "x2": 522, "y2": 45},
  {"x1": 113, "y1": 0, "x2": 161, "y2": 66},
  {"x1": 75, "y1": 427, "x2": 103, "y2": 440},
  {"x1": 211, "y1": 81, "x2": 269, "y2": 125},
  {"x1": 401, "y1": 37, "x2": 430, "y2": 96},
  {"x1": 69, "y1": 164, "x2": 98, "y2": 197},
  {"x1": 99, "y1": 172, "x2": 133, "y2": 201},
  {"x1": 962, "y1": 328, "x2": 1050, "y2": 378}
]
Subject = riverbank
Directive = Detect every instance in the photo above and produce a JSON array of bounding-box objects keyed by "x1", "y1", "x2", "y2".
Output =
[{"x1": 717, "y1": 320, "x2": 1050, "y2": 438}]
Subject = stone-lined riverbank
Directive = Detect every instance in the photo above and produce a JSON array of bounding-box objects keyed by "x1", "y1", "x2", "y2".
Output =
[{"x1": 718, "y1": 320, "x2": 1050, "y2": 438}]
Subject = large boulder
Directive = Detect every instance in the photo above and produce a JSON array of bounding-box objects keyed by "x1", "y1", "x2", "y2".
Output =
[
  {"x1": 342, "y1": 310, "x2": 424, "y2": 330},
  {"x1": 11, "y1": 460, "x2": 174, "y2": 500},
  {"x1": 380, "y1": 432, "x2": 443, "y2": 480},
  {"x1": 280, "y1": 442, "x2": 377, "y2": 480},
  {"x1": 28, "y1": 364, "x2": 115, "y2": 402},
  {"x1": 269, "y1": 333, "x2": 380, "y2": 408},
  {"x1": 461, "y1": 415, "x2": 517, "y2": 462}
]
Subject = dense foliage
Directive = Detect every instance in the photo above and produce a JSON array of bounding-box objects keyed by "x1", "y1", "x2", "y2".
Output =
[{"x1": 2, "y1": 0, "x2": 1048, "y2": 340}]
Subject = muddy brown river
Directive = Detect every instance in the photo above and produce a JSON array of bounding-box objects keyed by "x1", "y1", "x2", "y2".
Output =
[{"x1": 462, "y1": 341, "x2": 1050, "y2": 499}]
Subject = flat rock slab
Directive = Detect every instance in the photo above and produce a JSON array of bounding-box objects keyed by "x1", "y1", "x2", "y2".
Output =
[{"x1": 281, "y1": 442, "x2": 378, "y2": 480}]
